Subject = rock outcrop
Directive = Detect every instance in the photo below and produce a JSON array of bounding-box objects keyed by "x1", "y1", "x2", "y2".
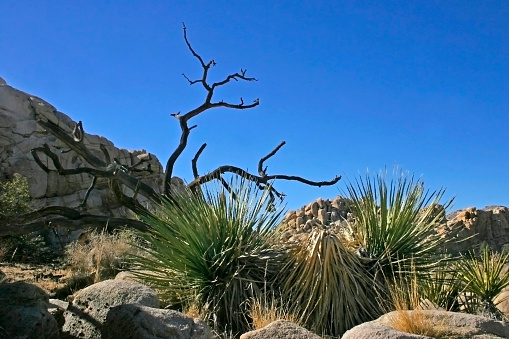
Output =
[
  {"x1": 441, "y1": 206, "x2": 509, "y2": 252},
  {"x1": 282, "y1": 197, "x2": 509, "y2": 252},
  {"x1": 280, "y1": 196, "x2": 353, "y2": 243},
  {"x1": 61, "y1": 279, "x2": 160, "y2": 338},
  {"x1": 0, "y1": 77, "x2": 165, "y2": 215},
  {"x1": 342, "y1": 310, "x2": 509, "y2": 339}
]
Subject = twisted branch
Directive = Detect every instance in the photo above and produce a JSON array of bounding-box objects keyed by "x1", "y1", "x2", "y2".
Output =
[{"x1": 164, "y1": 23, "x2": 260, "y2": 195}]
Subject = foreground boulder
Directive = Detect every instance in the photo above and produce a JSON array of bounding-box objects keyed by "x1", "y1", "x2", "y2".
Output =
[
  {"x1": 342, "y1": 310, "x2": 509, "y2": 339},
  {"x1": 240, "y1": 320, "x2": 320, "y2": 339},
  {"x1": 62, "y1": 279, "x2": 159, "y2": 338},
  {"x1": 0, "y1": 282, "x2": 60, "y2": 338},
  {"x1": 102, "y1": 304, "x2": 212, "y2": 339}
]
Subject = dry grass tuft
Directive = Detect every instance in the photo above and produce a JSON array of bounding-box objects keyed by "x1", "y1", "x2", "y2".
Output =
[
  {"x1": 65, "y1": 229, "x2": 139, "y2": 284},
  {"x1": 183, "y1": 302, "x2": 207, "y2": 320},
  {"x1": 384, "y1": 267, "x2": 453, "y2": 338},
  {"x1": 387, "y1": 310, "x2": 452, "y2": 338},
  {"x1": 249, "y1": 297, "x2": 298, "y2": 330}
]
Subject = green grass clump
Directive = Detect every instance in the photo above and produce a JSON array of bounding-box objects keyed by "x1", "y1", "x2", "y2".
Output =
[
  {"x1": 131, "y1": 180, "x2": 285, "y2": 335},
  {"x1": 455, "y1": 244, "x2": 509, "y2": 321}
]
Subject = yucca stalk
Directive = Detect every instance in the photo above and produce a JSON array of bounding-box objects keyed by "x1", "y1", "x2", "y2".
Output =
[
  {"x1": 345, "y1": 170, "x2": 455, "y2": 278},
  {"x1": 131, "y1": 179, "x2": 285, "y2": 335},
  {"x1": 281, "y1": 229, "x2": 381, "y2": 337},
  {"x1": 455, "y1": 244, "x2": 509, "y2": 320}
]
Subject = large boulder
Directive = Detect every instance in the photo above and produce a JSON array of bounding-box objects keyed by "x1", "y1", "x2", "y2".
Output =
[
  {"x1": 102, "y1": 304, "x2": 212, "y2": 339},
  {"x1": 240, "y1": 320, "x2": 320, "y2": 339},
  {"x1": 0, "y1": 282, "x2": 60, "y2": 338},
  {"x1": 61, "y1": 279, "x2": 159, "y2": 339},
  {"x1": 342, "y1": 310, "x2": 509, "y2": 339}
]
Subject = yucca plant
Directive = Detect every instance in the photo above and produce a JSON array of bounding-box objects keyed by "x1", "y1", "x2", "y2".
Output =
[
  {"x1": 345, "y1": 170, "x2": 456, "y2": 278},
  {"x1": 455, "y1": 244, "x2": 509, "y2": 321},
  {"x1": 131, "y1": 179, "x2": 285, "y2": 335},
  {"x1": 418, "y1": 264, "x2": 462, "y2": 311},
  {"x1": 280, "y1": 228, "x2": 381, "y2": 337}
]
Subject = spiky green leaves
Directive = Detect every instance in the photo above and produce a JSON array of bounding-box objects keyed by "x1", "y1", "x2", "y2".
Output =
[
  {"x1": 345, "y1": 171, "x2": 455, "y2": 276},
  {"x1": 131, "y1": 180, "x2": 285, "y2": 335},
  {"x1": 455, "y1": 244, "x2": 509, "y2": 320}
]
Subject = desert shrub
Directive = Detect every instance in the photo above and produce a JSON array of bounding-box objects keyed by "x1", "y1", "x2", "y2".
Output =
[
  {"x1": 65, "y1": 229, "x2": 139, "y2": 284},
  {"x1": 131, "y1": 180, "x2": 285, "y2": 335},
  {"x1": 0, "y1": 173, "x2": 31, "y2": 216},
  {"x1": 0, "y1": 174, "x2": 56, "y2": 263},
  {"x1": 454, "y1": 244, "x2": 509, "y2": 321},
  {"x1": 280, "y1": 228, "x2": 381, "y2": 337}
]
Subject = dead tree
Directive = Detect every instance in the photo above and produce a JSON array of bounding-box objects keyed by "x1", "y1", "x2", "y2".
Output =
[{"x1": 0, "y1": 23, "x2": 340, "y2": 237}]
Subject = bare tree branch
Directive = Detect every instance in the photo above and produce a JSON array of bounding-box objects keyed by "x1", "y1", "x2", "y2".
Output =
[
  {"x1": 192, "y1": 143, "x2": 207, "y2": 179},
  {"x1": 187, "y1": 140, "x2": 341, "y2": 201},
  {"x1": 17, "y1": 24, "x2": 341, "y2": 239},
  {"x1": 164, "y1": 24, "x2": 260, "y2": 195},
  {"x1": 0, "y1": 209, "x2": 148, "y2": 237},
  {"x1": 79, "y1": 176, "x2": 97, "y2": 208},
  {"x1": 258, "y1": 141, "x2": 286, "y2": 176}
]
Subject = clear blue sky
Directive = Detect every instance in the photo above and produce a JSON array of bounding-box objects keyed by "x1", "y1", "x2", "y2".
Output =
[{"x1": 1, "y1": 1, "x2": 507, "y2": 213}]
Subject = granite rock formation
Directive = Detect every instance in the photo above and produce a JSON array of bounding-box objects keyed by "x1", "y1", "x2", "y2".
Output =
[
  {"x1": 282, "y1": 196, "x2": 509, "y2": 252},
  {"x1": 0, "y1": 76, "x2": 166, "y2": 216}
]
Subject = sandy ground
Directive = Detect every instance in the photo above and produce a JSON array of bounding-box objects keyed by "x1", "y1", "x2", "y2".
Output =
[{"x1": 0, "y1": 262, "x2": 72, "y2": 296}]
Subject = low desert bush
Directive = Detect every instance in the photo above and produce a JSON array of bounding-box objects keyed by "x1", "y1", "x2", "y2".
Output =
[
  {"x1": 0, "y1": 174, "x2": 56, "y2": 263},
  {"x1": 0, "y1": 173, "x2": 31, "y2": 216},
  {"x1": 65, "y1": 229, "x2": 138, "y2": 284}
]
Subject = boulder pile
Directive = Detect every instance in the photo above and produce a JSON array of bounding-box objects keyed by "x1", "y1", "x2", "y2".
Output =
[{"x1": 282, "y1": 196, "x2": 509, "y2": 252}]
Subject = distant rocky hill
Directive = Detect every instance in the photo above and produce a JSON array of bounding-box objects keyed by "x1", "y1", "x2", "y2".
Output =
[
  {"x1": 282, "y1": 196, "x2": 509, "y2": 252},
  {"x1": 0, "y1": 76, "x2": 166, "y2": 221}
]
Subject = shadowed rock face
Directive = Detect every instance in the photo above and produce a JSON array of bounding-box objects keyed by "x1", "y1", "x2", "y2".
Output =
[
  {"x1": 240, "y1": 320, "x2": 321, "y2": 339},
  {"x1": 102, "y1": 304, "x2": 212, "y2": 339},
  {"x1": 0, "y1": 282, "x2": 60, "y2": 338}
]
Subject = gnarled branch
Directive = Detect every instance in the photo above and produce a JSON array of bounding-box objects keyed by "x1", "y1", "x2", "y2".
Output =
[
  {"x1": 19, "y1": 24, "x2": 341, "y2": 239},
  {"x1": 0, "y1": 207, "x2": 148, "y2": 237},
  {"x1": 188, "y1": 141, "x2": 341, "y2": 200},
  {"x1": 164, "y1": 24, "x2": 260, "y2": 195}
]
